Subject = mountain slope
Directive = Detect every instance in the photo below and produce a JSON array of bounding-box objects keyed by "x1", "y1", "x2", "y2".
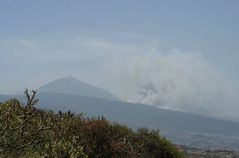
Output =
[
  {"x1": 37, "y1": 76, "x2": 119, "y2": 101},
  {"x1": 37, "y1": 93, "x2": 239, "y2": 138},
  {"x1": 1, "y1": 92, "x2": 239, "y2": 149}
]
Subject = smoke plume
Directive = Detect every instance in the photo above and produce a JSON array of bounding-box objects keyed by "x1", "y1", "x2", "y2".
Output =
[{"x1": 102, "y1": 50, "x2": 234, "y2": 116}]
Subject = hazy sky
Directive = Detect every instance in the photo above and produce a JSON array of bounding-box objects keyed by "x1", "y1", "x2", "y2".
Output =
[{"x1": 0, "y1": 1, "x2": 239, "y2": 117}]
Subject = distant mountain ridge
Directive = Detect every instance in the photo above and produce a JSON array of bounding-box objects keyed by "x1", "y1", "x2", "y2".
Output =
[{"x1": 37, "y1": 76, "x2": 119, "y2": 101}]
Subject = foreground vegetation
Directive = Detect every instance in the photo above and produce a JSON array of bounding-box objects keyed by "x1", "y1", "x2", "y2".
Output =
[{"x1": 0, "y1": 90, "x2": 184, "y2": 158}]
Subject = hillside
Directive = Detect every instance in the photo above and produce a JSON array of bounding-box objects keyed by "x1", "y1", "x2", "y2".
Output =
[
  {"x1": 1, "y1": 92, "x2": 239, "y2": 149},
  {"x1": 38, "y1": 76, "x2": 119, "y2": 101},
  {"x1": 0, "y1": 90, "x2": 183, "y2": 158}
]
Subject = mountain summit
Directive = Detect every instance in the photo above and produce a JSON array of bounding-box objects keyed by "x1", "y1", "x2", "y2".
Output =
[{"x1": 38, "y1": 76, "x2": 119, "y2": 101}]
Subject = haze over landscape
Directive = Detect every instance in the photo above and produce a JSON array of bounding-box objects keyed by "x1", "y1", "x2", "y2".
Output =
[
  {"x1": 1, "y1": 1, "x2": 239, "y2": 157},
  {"x1": 1, "y1": 1, "x2": 239, "y2": 119}
]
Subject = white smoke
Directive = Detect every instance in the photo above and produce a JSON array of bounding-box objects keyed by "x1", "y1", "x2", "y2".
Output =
[
  {"x1": 1, "y1": 34, "x2": 237, "y2": 117},
  {"x1": 102, "y1": 50, "x2": 233, "y2": 116}
]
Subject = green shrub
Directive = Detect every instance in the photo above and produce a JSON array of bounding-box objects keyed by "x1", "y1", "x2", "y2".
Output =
[{"x1": 0, "y1": 90, "x2": 184, "y2": 158}]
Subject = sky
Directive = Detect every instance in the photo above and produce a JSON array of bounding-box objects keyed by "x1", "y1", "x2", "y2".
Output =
[{"x1": 0, "y1": 0, "x2": 239, "y2": 117}]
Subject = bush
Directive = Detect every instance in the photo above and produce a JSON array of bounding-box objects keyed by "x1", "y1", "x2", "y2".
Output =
[{"x1": 0, "y1": 90, "x2": 184, "y2": 158}]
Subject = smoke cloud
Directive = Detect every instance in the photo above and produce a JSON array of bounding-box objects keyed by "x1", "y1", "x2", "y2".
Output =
[
  {"x1": 101, "y1": 50, "x2": 236, "y2": 117},
  {"x1": 1, "y1": 34, "x2": 238, "y2": 117}
]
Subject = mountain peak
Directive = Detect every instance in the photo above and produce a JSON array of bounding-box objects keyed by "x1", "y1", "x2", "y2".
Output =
[
  {"x1": 55, "y1": 76, "x2": 80, "y2": 82},
  {"x1": 62, "y1": 75, "x2": 77, "y2": 80},
  {"x1": 38, "y1": 76, "x2": 119, "y2": 101}
]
